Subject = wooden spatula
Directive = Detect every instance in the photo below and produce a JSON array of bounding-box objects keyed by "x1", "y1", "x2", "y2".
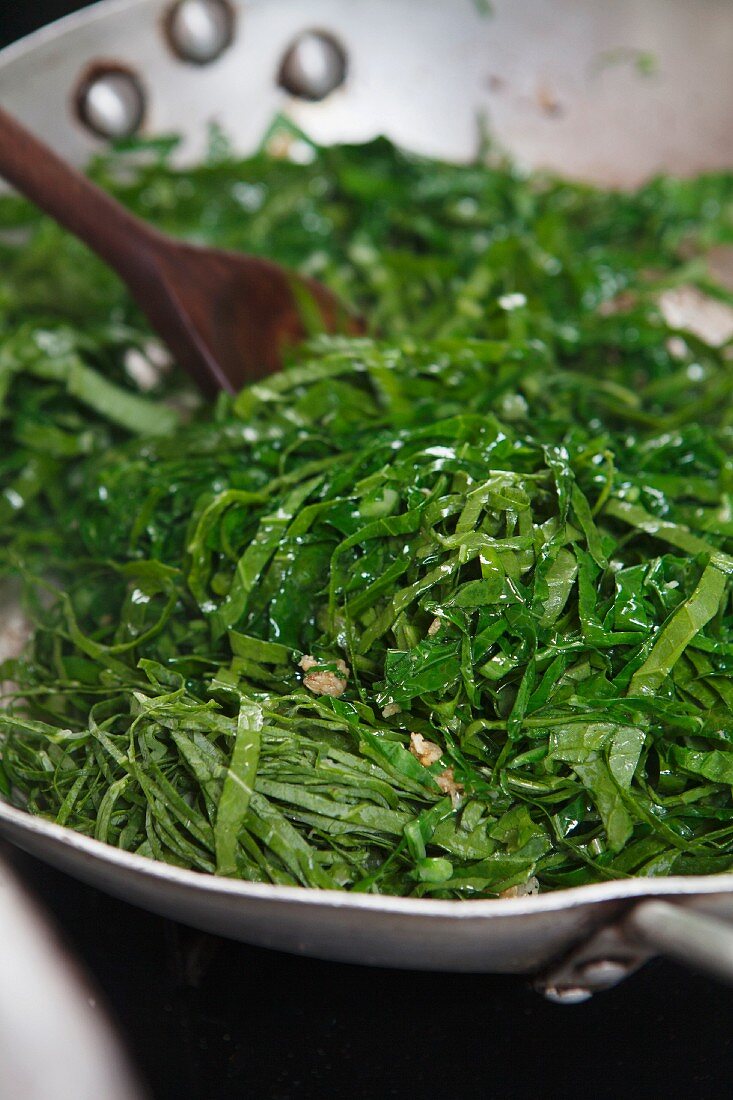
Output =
[{"x1": 0, "y1": 105, "x2": 356, "y2": 395}]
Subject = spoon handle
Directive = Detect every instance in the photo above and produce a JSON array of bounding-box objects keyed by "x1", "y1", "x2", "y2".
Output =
[{"x1": 0, "y1": 105, "x2": 161, "y2": 286}]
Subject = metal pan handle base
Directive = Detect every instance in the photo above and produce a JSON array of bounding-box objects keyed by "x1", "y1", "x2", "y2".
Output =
[{"x1": 537, "y1": 898, "x2": 733, "y2": 1003}]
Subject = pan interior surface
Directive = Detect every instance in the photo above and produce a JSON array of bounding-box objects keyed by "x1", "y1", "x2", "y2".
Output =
[{"x1": 1, "y1": 0, "x2": 733, "y2": 185}]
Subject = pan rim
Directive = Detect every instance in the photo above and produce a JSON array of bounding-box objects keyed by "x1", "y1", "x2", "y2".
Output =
[
  {"x1": 0, "y1": 0, "x2": 155, "y2": 69},
  {"x1": 3, "y1": 796, "x2": 733, "y2": 917}
]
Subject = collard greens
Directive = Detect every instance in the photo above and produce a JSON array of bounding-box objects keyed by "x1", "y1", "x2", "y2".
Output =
[{"x1": 4, "y1": 122, "x2": 733, "y2": 895}]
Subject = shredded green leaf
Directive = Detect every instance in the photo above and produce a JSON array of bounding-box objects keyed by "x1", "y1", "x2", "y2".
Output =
[{"x1": 4, "y1": 120, "x2": 733, "y2": 896}]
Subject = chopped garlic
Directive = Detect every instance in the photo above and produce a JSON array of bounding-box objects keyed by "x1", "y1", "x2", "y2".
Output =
[
  {"x1": 435, "y1": 767, "x2": 464, "y2": 808},
  {"x1": 659, "y1": 285, "x2": 733, "y2": 348},
  {"x1": 597, "y1": 290, "x2": 637, "y2": 317},
  {"x1": 409, "y1": 732, "x2": 443, "y2": 767},
  {"x1": 427, "y1": 617, "x2": 442, "y2": 637},
  {"x1": 123, "y1": 348, "x2": 160, "y2": 392},
  {"x1": 299, "y1": 655, "x2": 349, "y2": 698},
  {"x1": 500, "y1": 877, "x2": 540, "y2": 899},
  {"x1": 382, "y1": 702, "x2": 402, "y2": 718}
]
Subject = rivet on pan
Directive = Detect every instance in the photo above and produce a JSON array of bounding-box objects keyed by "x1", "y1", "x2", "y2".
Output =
[
  {"x1": 542, "y1": 985, "x2": 593, "y2": 1005},
  {"x1": 75, "y1": 65, "x2": 146, "y2": 140},
  {"x1": 278, "y1": 31, "x2": 348, "y2": 102},
  {"x1": 164, "y1": 0, "x2": 235, "y2": 65},
  {"x1": 577, "y1": 958, "x2": 630, "y2": 989}
]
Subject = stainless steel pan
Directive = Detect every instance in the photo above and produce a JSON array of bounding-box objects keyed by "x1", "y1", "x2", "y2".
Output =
[{"x1": 4, "y1": 0, "x2": 733, "y2": 1000}]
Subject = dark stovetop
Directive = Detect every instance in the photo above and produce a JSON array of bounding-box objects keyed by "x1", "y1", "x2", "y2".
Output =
[
  {"x1": 6, "y1": 844, "x2": 733, "y2": 1100},
  {"x1": 3, "y1": 4, "x2": 733, "y2": 1097}
]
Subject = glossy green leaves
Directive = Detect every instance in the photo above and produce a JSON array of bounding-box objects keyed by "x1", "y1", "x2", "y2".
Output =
[{"x1": 4, "y1": 123, "x2": 733, "y2": 895}]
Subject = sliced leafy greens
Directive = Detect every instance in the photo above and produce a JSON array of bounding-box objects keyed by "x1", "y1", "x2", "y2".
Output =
[{"x1": 3, "y1": 121, "x2": 733, "y2": 895}]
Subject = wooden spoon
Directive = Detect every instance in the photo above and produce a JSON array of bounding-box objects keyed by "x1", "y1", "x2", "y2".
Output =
[{"x1": 0, "y1": 106, "x2": 356, "y2": 395}]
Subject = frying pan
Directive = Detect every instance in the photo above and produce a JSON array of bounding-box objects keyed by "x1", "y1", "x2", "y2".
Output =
[{"x1": 4, "y1": 0, "x2": 733, "y2": 1001}]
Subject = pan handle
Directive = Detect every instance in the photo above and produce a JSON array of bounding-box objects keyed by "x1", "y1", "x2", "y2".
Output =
[
  {"x1": 625, "y1": 898, "x2": 733, "y2": 984},
  {"x1": 538, "y1": 898, "x2": 733, "y2": 1003}
]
